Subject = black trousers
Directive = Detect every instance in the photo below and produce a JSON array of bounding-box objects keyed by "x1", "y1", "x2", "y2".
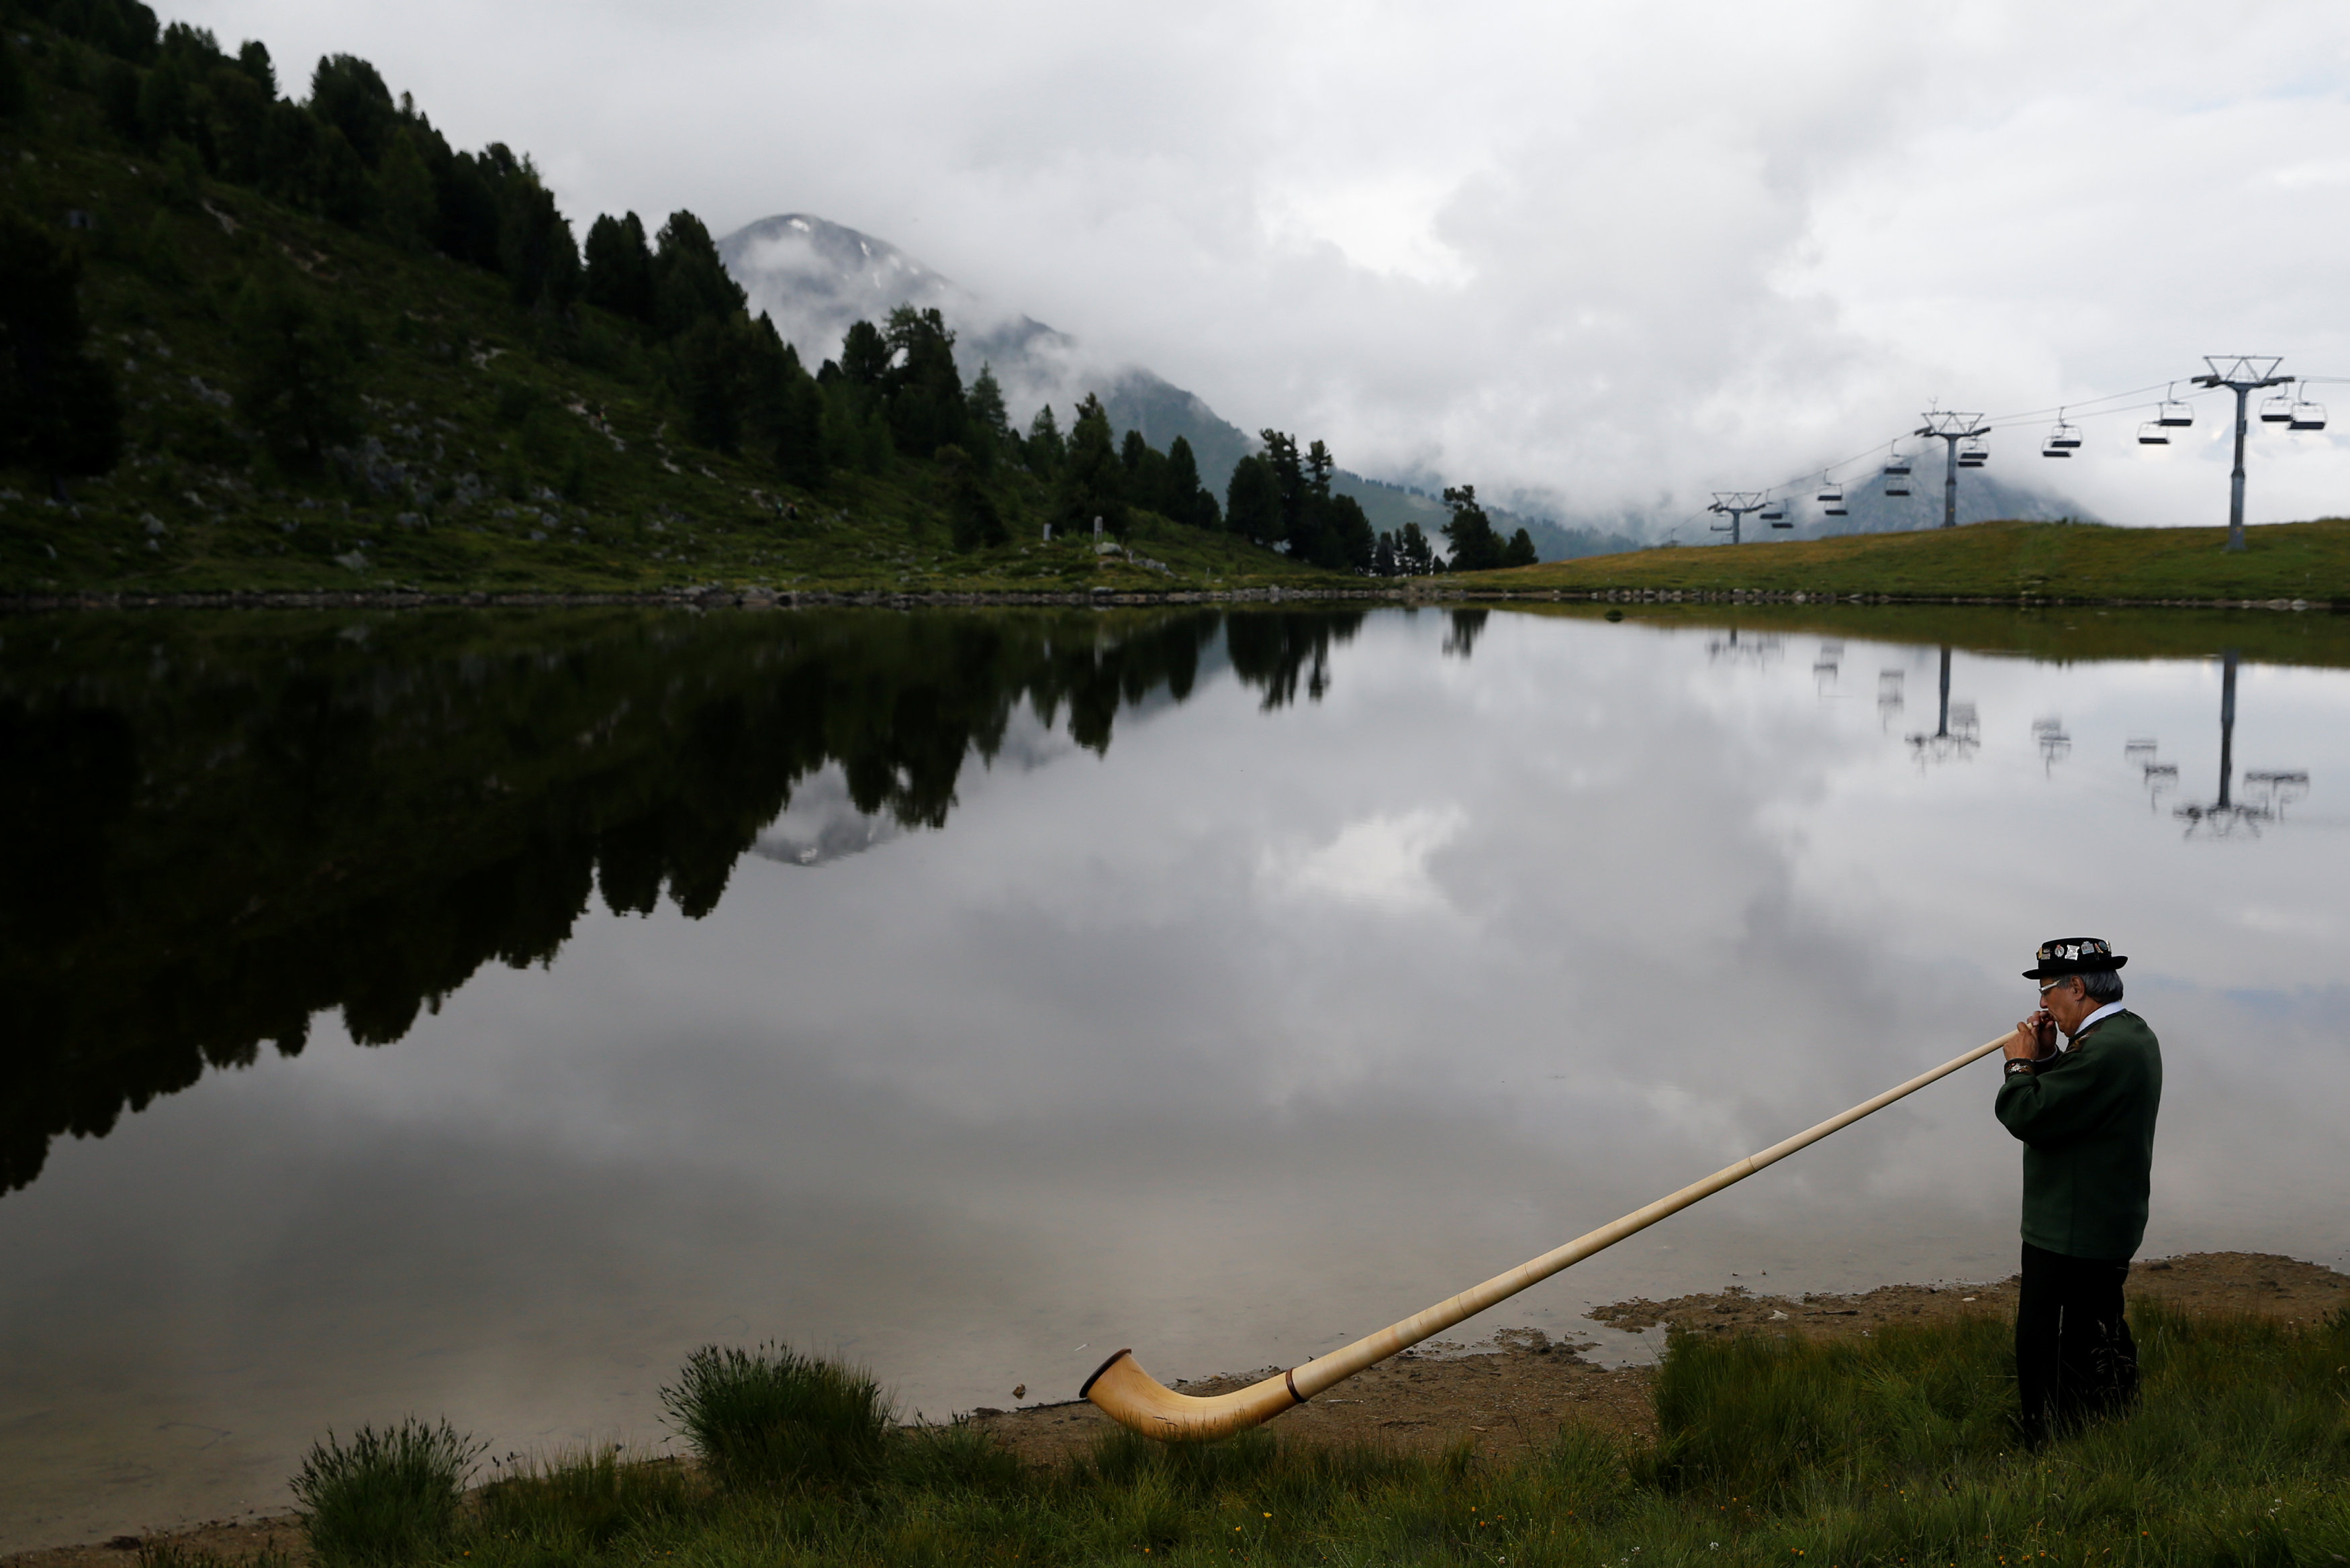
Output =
[{"x1": 2016, "y1": 1242, "x2": 2138, "y2": 1444}]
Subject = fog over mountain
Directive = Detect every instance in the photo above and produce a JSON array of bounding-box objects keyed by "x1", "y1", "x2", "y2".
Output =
[
  {"x1": 719, "y1": 213, "x2": 1255, "y2": 499},
  {"x1": 178, "y1": 1, "x2": 2350, "y2": 540},
  {"x1": 718, "y1": 212, "x2": 2077, "y2": 554}
]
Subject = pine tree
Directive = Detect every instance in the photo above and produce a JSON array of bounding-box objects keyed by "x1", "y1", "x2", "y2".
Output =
[
  {"x1": 378, "y1": 128, "x2": 436, "y2": 250},
  {"x1": 583, "y1": 212, "x2": 654, "y2": 322},
  {"x1": 0, "y1": 213, "x2": 124, "y2": 493},
  {"x1": 1440, "y1": 485, "x2": 1503, "y2": 571},
  {"x1": 838, "y1": 319, "x2": 889, "y2": 387},
  {"x1": 881, "y1": 305, "x2": 965, "y2": 457},
  {"x1": 1025, "y1": 405, "x2": 1064, "y2": 477},
  {"x1": 649, "y1": 210, "x2": 744, "y2": 338},
  {"x1": 1058, "y1": 393, "x2": 1126, "y2": 538},
  {"x1": 966, "y1": 362, "x2": 1010, "y2": 467},
  {"x1": 1501, "y1": 527, "x2": 1538, "y2": 568},
  {"x1": 1225, "y1": 453, "x2": 1281, "y2": 543},
  {"x1": 232, "y1": 258, "x2": 363, "y2": 468}
]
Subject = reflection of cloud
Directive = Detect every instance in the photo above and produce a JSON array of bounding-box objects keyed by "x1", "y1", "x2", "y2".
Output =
[
  {"x1": 752, "y1": 765, "x2": 905, "y2": 868},
  {"x1": 1257, "y1": 807, "x2": 1465, "y2": 914}
]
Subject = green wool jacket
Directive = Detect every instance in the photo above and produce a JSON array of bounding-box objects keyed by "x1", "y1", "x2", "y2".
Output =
[{"x1": 1995, "y1": 1010, "x2": 2163, "y2": 1261}]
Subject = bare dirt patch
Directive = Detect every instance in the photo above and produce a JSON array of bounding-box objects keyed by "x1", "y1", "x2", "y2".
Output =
[{"x1": 970, "y1": 1251, "x2": 2347, "y2": 1467}]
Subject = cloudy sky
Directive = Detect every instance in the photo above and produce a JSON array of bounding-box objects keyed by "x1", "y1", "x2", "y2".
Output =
[{"x1": 177, "y1": 0, "x2": 2350, "y2": 530}]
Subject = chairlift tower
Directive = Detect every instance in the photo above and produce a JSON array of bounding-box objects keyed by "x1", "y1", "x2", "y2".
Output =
[
  {"x1": 2190, "y1": 357, "x2": 2292, "y2": 552},
  {"x1": 1708, "y1": 492, "x2": 1770, "y2": 546},
  {"x1": 1914, "y1": 412, "x2": 1987, "y2": 529}
]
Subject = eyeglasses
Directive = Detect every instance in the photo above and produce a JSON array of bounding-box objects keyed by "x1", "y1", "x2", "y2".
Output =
[{"x1": 2037, "y1": 979, "x2": 2073, "y2": 995}]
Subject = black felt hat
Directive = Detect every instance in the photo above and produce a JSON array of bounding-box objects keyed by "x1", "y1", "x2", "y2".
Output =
[{"x1": 2023, "y1": 937, "x2": 2128, "y2": 980}]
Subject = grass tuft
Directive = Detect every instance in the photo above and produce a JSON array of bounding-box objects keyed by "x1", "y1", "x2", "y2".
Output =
[
  {"x1": 289, "y1": 1417, "x2": 481, "y2": 1568},
  {"x1": 659, "y1": 1340, "x2": 893, "y2": 1491}
]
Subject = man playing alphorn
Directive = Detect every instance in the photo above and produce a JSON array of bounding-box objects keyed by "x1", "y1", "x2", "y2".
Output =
[{"x1": 1999, "y1": 937, "x2": 2162, "y2": 1447}]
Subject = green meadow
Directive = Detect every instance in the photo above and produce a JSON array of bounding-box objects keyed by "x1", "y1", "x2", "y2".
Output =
[{"x1": 182, "y1": 1305, "x2": 2350, "y2": 1568}]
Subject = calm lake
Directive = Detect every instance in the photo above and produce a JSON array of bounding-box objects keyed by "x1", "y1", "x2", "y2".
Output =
[{"x1": 4, "y1": 602, "x2": 2347, "y2": 1545}]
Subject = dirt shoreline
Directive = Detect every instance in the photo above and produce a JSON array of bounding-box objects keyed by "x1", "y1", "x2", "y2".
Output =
[
  {"x1": 1, "y1": 585, "x2": 2337, "y2": 614},
  {"x1": 9, "y1": 1251, "x2": 2341, "y2": 1567}
]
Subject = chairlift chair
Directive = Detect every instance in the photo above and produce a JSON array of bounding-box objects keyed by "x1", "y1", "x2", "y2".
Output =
[
  {"x1": 2261, "y1": 392, "x2": 2294, "y2": 424},
  {"x1": 2156, "y1": 387, "x2": 2193, "y2": 428},
  {"x1": 1885, "y1": 476, "x2": 1912, "y2": 496},
  {"x1": 1958, "y1": 435, "x2": 1988, "y2": 467},
  {"x1": 2137, "y1": 421, "x2": 2169, "y2": 446},
  {"x1": 2289, "y1": 398, "x2": 2326, "y2": 431},
  {"x1": 2045, "y1": 413, "x2": 2081, "y2": 450}
]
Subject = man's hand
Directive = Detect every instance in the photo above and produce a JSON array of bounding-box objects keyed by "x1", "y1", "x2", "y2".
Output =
[{"x1": 2004, "y1": 1010, "x2": 2057, "y2": 1063}]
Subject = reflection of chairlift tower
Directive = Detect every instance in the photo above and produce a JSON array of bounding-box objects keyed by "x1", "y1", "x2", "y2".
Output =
[
  {"x1": 2136, "y1": 742, "x2": 2180, "y2": 812},
  {"x1": 1706, "y1": 626, "x2": 1785, "y2": 666},
  {"x1": 2173, "y1": 647, "x2": 2310, "y2": 840},
  {"x1": 2032, "y1": 716, "x2": 2072, "y2": 775},
  {"x1": 1877, "y1": 668, "x2": 1905, "y2": 727},
  {"x1": 1709, "y1": 491, "x2": 1771, "y2": 544},
  {"x1": 1906, "y1": 646, "x2": 1980, "y2": 765}
]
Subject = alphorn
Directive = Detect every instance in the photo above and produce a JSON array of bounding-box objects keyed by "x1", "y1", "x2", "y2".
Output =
[{"x1": 1083, "y1": 1030, "x2": 2018, "y2": 1440}]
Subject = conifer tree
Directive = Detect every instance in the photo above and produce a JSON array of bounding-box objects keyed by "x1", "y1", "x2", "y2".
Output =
[
  {"x1": 1024, "y1": 405, "x2": 1064, "y2": 477},
  {"x1": 231, "y1": 258, "x2": 363, "y2": 468},
  {"x1": 1501, "y1": 527, "x2": 1538, "y2": 567},
  {"x1": 583, "y1": 212, "x2": 655, "y2": 323},
  {"x1": 0, "y1": 213, "x2": 124, "y2": 493},
  {"x1": 1440, "y1": 484, "x2": 1503, "y2": 571},
  {"x1": 1225, "y1": 452, "x2": 1280, "y2": 543},
  {"x1": 1058, "y1": 393, "x2": 1125, "y2": 538},
  {"x1": 837, "y1": 319, "x2": 889, "y2": 387},
  {"x1": 649, "y1": 210, "x2": 743, "y2": 338},
  {"x1": 378, "y1": 129, "x2": 435, "y2": 250},
  {"x1": 966, "y1": 362, "x2": 1010, "y2": 467},
  {"x1": 881, "y1": 305, "x2": 965, "y2": 457}
]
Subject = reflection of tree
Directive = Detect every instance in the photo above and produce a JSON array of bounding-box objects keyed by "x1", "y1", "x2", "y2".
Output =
[
  {"x1": 1442, "y1": 609, "x2": 1488, "y2": 660},
  {"x1": 0, "y1": 607, "x2": 1352, "y2": 1194},
  {"x1": 1225, "y1": 611, "x2": 1366, "y2": 709}
]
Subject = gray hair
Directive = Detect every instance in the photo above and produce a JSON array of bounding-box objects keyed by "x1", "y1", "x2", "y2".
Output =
[{"x1": 2077, "y1": 969, "x2": 2124, "y2": 1004}]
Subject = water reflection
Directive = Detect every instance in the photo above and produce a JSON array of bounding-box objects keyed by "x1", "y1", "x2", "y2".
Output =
[
  {"x1": 3, "y1": 602, "x2": 2347, "y2": 1547},
  {"x1": 0, "y1": 609, "x2": 1356, "y2": 1195}
]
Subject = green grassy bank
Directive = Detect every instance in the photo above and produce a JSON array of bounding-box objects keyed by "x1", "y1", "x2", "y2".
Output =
[
  {"x1": 1455, "y1": 519, "x2": 2350, "y2": 605},
  {"x1": 223, "y1": 1306, "x2": 2349, "y2": 1568}
]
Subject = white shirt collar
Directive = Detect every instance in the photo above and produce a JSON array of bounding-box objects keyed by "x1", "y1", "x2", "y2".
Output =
[{"x1": 2067, "y1": 1000, "x2": 2128, "y2": 1042}]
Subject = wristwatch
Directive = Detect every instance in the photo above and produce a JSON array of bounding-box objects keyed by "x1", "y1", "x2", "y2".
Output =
[{"x1": 2005, "y1": 1059, "x2": 2036, "y2": 1078}]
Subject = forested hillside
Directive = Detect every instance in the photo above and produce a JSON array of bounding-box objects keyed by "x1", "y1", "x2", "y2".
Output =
[{"x1": 0, "y1": 1, "x2": 1506, "y2": 595}]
